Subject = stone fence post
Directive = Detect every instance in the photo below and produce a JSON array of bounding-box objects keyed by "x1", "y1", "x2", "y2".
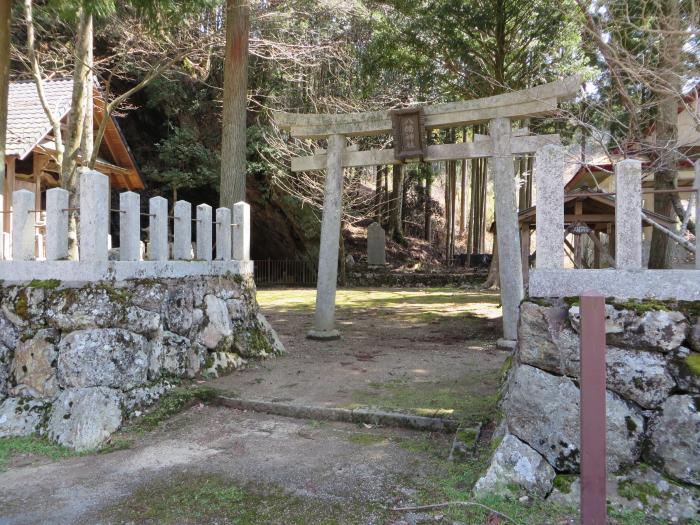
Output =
[
  {"x1": 233, "y1": 201, "x2": 250, "y2": 261},
  {"x1": 46, "y1": 188, "x2": 69, "y2": 260},
  {"x1": 173, "y1": 200, "x2": 192, "y2": 261},
  {"x1": 695, "y1": 160, "x2": 699, "y2": 270},
  {"x1": 80, "y1": 170, "x2": 109, "y2": 262},
  {"x1": 11, "y1": 189, "x2": 35, "y2": 261},
  {"x1": 196, "y1": 203, "x2": 212, "y2": 261},
  {"x1": 615, "y1": 160, "x2": 642, "y2": 269},
  {"x1": 216, "y1": 207, "x2": 232, "y2": 261},
  {"x1": 535, "y1": 144, "x2": 564, "y2": 269},
  {"x1": 119, "y1": 191, "x2": 140, "y2": 261},
  {"x1": 149, "y1": 196, "x2": 168, "y2": 261}
]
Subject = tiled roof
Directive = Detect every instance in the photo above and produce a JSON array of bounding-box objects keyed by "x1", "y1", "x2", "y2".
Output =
[{"x1": 6, "y1": 78, "x2": 73, "y2": 159}]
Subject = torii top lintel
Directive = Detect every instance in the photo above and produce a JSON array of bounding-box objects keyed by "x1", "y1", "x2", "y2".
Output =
[{"x1": 274, "y1": 76, "x2": 583, "y2": 140}]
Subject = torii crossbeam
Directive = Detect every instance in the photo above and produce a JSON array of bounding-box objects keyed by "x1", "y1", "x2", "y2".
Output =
[{"x1": 274, "y1": 76, "x2": 583, "y2": 345}]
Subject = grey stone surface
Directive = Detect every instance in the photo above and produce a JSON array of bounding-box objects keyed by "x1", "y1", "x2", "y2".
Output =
[
  {"x1": 173, "y1": 200, "x2": 192, "y2": 261},
  {"x1": 148, "y1": 196, "x2": 169, "y2": 261},
  {"x1": 569, "y1": 305, "x2": 688, "y2": 353},
  {"x1": 233, "y1": 202, "x2": 251, "y2": 261},
  {"x1": 196, "y1": 203, "x2": 213, "y2": 261},
  {"x1": 79, "y1": 170, "x2": 109, "y2": 262},
  {"x1": 310, "y1": 134, "x2": 345, "y2": 337},
  {"x1": 48, "y1": 387, "x2": 122, "y2": 451},
  {"x1": 669, "y1": 347, "x2": 700, "y2": 394},
  {"x1": 0, "y1": 397, "x2": 48, "y2": 437},
  {"x1": 215, "y1": 207, "x2": 232, "y2": 261},
  {"x1": 519, "y1": 302, "x2": 674, "y2": 408},
  {"x1": 688, "y1": 317, "x2": 700, "y2": 352},
  {"x1": 203, "y1": 351, "x2": 246, "y2": 378},
  {"x1": 199, "y1": 294, "x2": 233, "y2": 350},
  {"x1": 491, "y1": 117, "x2": 523, "y2": 341},
  {"x1": 534, "y1": 145, "x2": 565, "y2": 269},
  {"x1": 123, "y1": 382, "x2": 173, "y2": 414},
  {"x1": 46, "y1": 188, "x2": 70, "y2": 261},
  {"x1": 0, "y1": 310, "x2": 19, "y2": 349},
  {"x1": 149, "y1": 331, "x2": 203, "y2": 379},
  {"x1": 0, "y1": 344, "x2": 10, "y2": 399},
  {"x1": 473, "y1": 434, "x2": 555, "y2": 498},
  {"x1": 256, "y1": 312, "x2": 286, "y2": 356},
  {"x1": 119, "y1": 191, "x2": 140, "y2": 261},
  {"x1": 529, "y1": 268, "x2": 700, "y2": 301},
  {"x1": 57, "y1": 328, "x2": 149, "y2": 389},
  {"x1": 10, "y1": 329, "x2": 60, "y2": 399},
  {"x1": 367, "y1": 222, "x2": 386, "y2": 266},
  {"x1": 615, "y1": 159, "x2": 642, "y2": 269},
  {"x1": 504, "y1": 364, "x2": 644, "y2": 472},
  {"x1": 12, "y1": 189, "x2": 35, "y2": 261},
  {"x1": 647, "y1": 395, "x2": 700, "y2": 485},
  {"x1": 165, "y1": 285, "x2": 195, "y2": 336},
  {"x1": 548, "y1": 467, "x2": 699, "y2": 522}
]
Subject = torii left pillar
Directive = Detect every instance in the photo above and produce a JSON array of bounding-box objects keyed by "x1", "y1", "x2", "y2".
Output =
[
  {"x1": 491, "y1": 118, "x2": 524, "y2": 348},
  {"x1": 308, "y1": 134, "x2": 346, "y2": 340}
]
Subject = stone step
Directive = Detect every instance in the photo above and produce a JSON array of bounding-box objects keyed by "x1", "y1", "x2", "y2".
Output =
[{"x1": 214, "y1": 394, "x2": 461, "y2": 433}]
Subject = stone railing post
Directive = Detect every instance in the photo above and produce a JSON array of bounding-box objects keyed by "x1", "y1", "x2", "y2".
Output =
[
  {"x1": 695, "y1": 160, "x2": 699, "y2": 270},
  {"x1": 46, "y1": 188, "x2": 69, "y2": 260},
  {"x1": 149, "y1": 196, "x2": 168, "y2": 261},
  {"x1": 196, "y1": 203, "x2": 212, "y2": 261},
  {"x1": 216, "y1": 207, "x2": 232, "y2": 261},
  {"x1": 173, "y1": 200, "x2": 192, "y2": 261},
  {"x1": 12, "y1": 189, "x2": 35, "y2": 260},
  {"x1": 615, "y1": 159, "x2": 642, "y2": 269},
  {"x1": 233, "y1": 201, "x2": 250, "y2": 261},
  {"x1": 119, "y1": 191, "x2": 140, "y2": 261},
  {"x1": 80, "y1": 170, "x2": 109, "y2": 262},
  {"x1": 535, "y1": 144, "x2": 565, "y2": 269}
]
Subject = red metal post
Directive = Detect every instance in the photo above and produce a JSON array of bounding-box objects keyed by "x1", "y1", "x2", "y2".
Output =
[{"x1": 580, "y1": 291, "x2": 607, "y2": 525}]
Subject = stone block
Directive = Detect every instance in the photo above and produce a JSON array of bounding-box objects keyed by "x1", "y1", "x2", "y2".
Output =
[
  {"x1": 367, "y1": 222, "x2": 386, "y2": 265},
  {"x1": 45, "y1": 188, "x2": 69, "y2": 261},
  {"x1": 119, "y1": 191, "x2": 140, "y2": 261},
  {"x1": 80, "y1": 170, "x2": 109, "y2": 262},
  {"x1": 173, "y1": 200, "x2": 192, "y2": 260}
]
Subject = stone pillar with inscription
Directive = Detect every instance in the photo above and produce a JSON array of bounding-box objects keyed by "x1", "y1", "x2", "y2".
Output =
[{"x1": 367, "y1": 222, "x2": 386, "y2": 266}]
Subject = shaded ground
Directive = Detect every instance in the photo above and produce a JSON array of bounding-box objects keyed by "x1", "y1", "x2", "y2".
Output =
[
  {"x1": 211, "y1": 288, "x2": 506, "y2": 425},
  {"x1": 0, "y1": 288, "x2": 654, "y2": 524}
]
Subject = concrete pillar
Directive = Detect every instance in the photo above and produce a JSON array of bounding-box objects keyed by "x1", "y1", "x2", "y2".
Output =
[
  {"x1": 119, "y1": 191, "x2": 140, "y2": 261},
  {"x1": 196, "y1": 203, "x2": 212, "y2": 261},
  {"x1": 535, "y1": 144, "x2": 565, "y2": 269},
  {"x1": 46, "y1": 188, "x2": 69, "y2": 260},
  {"x1": 173, "y1": 200, "x2": 192, "y2": 261},
  {"x1": 614, "y1": 159, "x2": 642, "y2": 269},
  {"x1": 148, "y1": 196, "x2": 168, "y2": 261},
  {"x1": 308, "y1": 134, "x2": 345, "y2": 340},
  {"x1": 233, "y1": 201, "x2": 250, "y2": 261},
  {"x1": 490, "y1": 118, "x2": 523, "y2": 346},
  {"x1": 695, "y1": 160, "x2": 699, "y2": 270},
  {"x1": 11, "y1": 189, "x2": 35, "y2": 260},
  {"x1": 80, "y1": 170, "x2": 109, "y2": 262},
  {"x1": 216, "y1": 207, "x2": 232, "y2": 260}
]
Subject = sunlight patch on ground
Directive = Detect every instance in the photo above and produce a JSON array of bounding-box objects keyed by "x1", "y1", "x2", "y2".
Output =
[{"x1": 257, "y1": 287, "x2": 502, "y2": 321}]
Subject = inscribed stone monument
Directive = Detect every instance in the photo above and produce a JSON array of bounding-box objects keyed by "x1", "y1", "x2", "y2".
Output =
[{"x1": 367, "y1": 222, "x2": 386, "y2": 265}]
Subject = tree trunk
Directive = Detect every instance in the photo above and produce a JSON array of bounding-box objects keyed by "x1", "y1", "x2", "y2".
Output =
[
  {"x1": 388, "y1": 163, "x2": 404, "y2": 241},
  {"x1": 459, "y1": 158, "x2": 467, "y2": 236},
  {"x1": 80, "y1": 14, "x2": 93, "y2": 164},
  {"x1": 0, "y1": 0, "x2": 10, "y2": 203},
  {"x1": 220, "y1": 0, "x2": 250, "y2": 209},
  {"x1": 648, "y1": 0, "x2": 682, "y2": 269},
  {"x1": 449, "y1": 160, "x2": 457, "y2": 260},
  {"x1": 483, "y1": 227, "x2": 500, "y2": 289},
  {"x1": 62, "y1": 7, "x2": 91, "y2": 260}
]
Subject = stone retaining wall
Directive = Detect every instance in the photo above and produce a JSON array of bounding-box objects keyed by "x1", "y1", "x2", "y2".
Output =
[
  {"x1": 475, "y1": 299, "x2": 699, "y2": 521},
  {"x1": 0, "y1": 275, "x2": 284, "y2": 451}
]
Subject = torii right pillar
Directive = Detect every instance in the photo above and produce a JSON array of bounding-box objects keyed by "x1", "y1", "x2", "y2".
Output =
[{"x1": 491, "y1": 118, "x2": 524, "y2": 348}]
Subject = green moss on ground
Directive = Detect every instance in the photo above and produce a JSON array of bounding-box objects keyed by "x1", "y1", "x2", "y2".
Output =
[
  {"x1": 28, "y1": 279, "x2": 61, "y2": 289},
  {"x1": 14, "y1": 292, "x2": 29, "y2": 319},
  {"x1": 344, "y1": 433, "x2": 387, "y2": 446},
  {"x1": 126, "y1": 387, "x2": 219, "y2": 433},
  {"x1": 0, "y1": 436, "x2": 75, "y2": 469},
  {"x1": 618, "y1": 479, "x2": 667, "y2": 505},
  {"x1": 552, "y1": 474, "x2": 577, "y2": 494},
  {"x1": 685, "y1": 353, "x2": 700, "y2": 376},
  {"x1": 98, "y1": 473, "x2": 387, "y2": 525},
  {"x1": 347, "y1": 371, "x2": 500, "y2": 427}
]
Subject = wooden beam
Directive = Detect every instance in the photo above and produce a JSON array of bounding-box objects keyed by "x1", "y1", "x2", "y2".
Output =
[
  {"x1": 291, "y1": 134, "x2": 561, "y2": 172},
  {"x1": 275, "y1": 76, "x2": 582, "y2": 138}
]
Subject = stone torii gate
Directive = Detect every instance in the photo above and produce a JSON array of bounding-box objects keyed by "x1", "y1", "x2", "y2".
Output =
[{"x1": 274, "y1": 76, "x2": 583, "y2": 346}]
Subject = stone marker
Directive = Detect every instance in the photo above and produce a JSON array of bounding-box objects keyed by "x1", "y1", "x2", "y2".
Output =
[
  {"x1": 615, "y1": 160, "x2": 642, "y2": 269},
  {"x1": 367, "y1": 222, "x2": 386, "y2": 265},
  {"x1": 80, "y1": 170, "x2": 109, "y2": 262},
  {"x1": 119, "y1": 192, "x2": 140, "y2": 261}
]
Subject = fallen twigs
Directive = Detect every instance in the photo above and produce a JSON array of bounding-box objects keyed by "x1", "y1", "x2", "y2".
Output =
[{"x1": 389, "y1": 501, "x2": 522, "y2": 525}]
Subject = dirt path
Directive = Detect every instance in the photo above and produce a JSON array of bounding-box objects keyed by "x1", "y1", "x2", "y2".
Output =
[
  {"x1": 211, "y1": 288, "x2": 507, "y2": 425},
  {"x1": 0, "y1": 287, "x2": 511, "y2": 525}
]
